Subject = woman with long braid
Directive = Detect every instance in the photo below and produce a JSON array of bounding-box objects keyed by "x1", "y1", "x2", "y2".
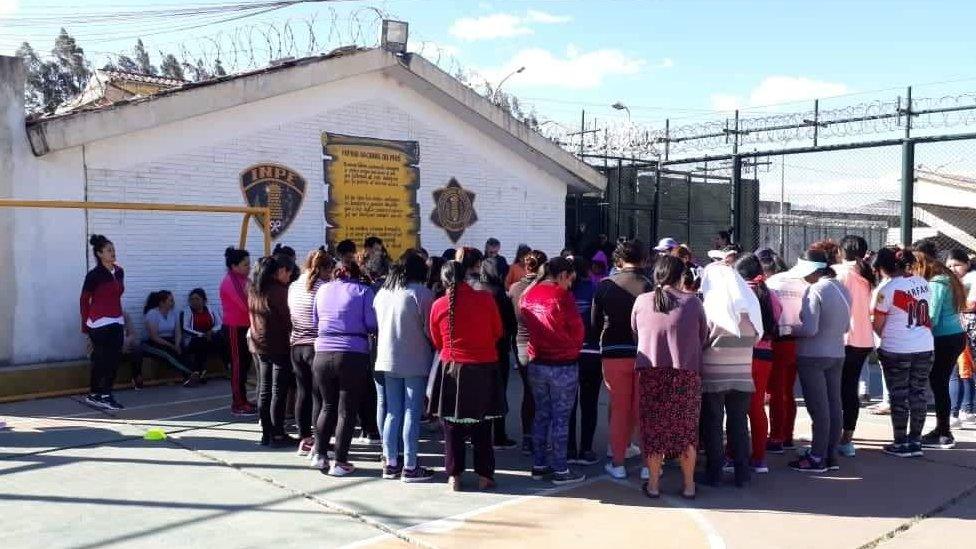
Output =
[{"x1": 428, "y1": 259, "x2": 504, "y2": 491}]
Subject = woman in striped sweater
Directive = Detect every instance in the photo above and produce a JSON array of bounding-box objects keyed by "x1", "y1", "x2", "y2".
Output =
[
  {"x1": 289, "y1": 247, "x2": 334, "y2": 457},
  {"x1": 699, "y1": 263, "x2": 762, "y2": 487}
]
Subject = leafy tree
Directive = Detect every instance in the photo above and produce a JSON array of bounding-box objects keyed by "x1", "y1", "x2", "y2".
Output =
[
  {"x1": 15, "y1": 42, "x2": 49, "y2": 112},
  {"x1": 160, "y1": 54, "x2": 184, "y2": 80},
  {"x1": 133, "y1": 39, "x2": 156, "y2": 75},
  {"x1": 51, "y1": 28, "x2": 90, "y2": 97}
]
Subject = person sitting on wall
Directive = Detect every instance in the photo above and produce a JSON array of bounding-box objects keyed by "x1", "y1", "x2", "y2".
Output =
[
  {"x1": 141, "y1": 290, "x2": 200, "y2": 387},
  {"x1": 180, "y1": 288, "x2": 228, "y2": 383}
]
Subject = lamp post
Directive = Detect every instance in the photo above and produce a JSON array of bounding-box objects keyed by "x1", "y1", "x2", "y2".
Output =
[
  {"x1": 495, "y1": 66, "x2": 525, "y2": 100},
  {"x1": 611, "y1": 101, "x2": 631, "y2": 121}
]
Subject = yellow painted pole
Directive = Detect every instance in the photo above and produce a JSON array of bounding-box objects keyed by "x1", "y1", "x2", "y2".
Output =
[{"x1": 239, "y1": 214, "x2": 251, "y2": 250}]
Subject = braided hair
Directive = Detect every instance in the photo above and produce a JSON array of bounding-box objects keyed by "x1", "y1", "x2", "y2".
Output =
[{"x1": 440, "y1": 260, "x2": 465, "y2": 362}]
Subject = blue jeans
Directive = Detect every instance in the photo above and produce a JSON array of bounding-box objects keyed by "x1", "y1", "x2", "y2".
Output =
[
  {"x1": 949, "y1": 365, "x2": 975, "y2": 416},
  {"x1": 374, "y1": 371, "x2": 386, "y2": 439},
  {"x1": 528, "y1": 363, "x2": 579, "y2": 473},
  {"x1": 382, "y1": 374, "x2": 427, "y2": 469}
]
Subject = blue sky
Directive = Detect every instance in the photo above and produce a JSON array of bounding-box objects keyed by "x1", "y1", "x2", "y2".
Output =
[
  {"x1": 4, "y1": 0, "x2": 976, "y2": 129},
  {"x1": 4, "y1": 0, "x2": 976, "y2": 207}
]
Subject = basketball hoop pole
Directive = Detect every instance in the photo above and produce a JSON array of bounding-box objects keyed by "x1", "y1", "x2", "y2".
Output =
[{"x1": 0, "y1": 199, "x2": 272, "y2": 256}]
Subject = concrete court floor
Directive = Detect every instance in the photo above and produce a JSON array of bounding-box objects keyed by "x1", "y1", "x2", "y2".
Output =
[{"x1": 0, "y1": 376, "x2": 974, "y2": 549}]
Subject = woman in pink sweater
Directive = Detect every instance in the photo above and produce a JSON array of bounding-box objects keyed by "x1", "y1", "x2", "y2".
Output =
[
  {"x1": 833, "y1": 236, "x2": 877, "y2": 456},
  {"x1": 221, "y1": 246, "x2": 255, "y2": 416}
]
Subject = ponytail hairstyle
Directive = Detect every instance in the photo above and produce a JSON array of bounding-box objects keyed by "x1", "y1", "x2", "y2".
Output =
[
  {"x1": 913, "y1": 249, "x2": 966, "y2": 312},
  {"x1": 90, "y1": 234, "x2": 113, "y2": 262},
  {"x1": 304, "y1": 246, "x2": 335, "y2": 291},
  {"x1": 612, "y1": 239, "x2": 646, "y2": 268},
  {"x1": 224, "y1": 246, "x2": 250, "y2": 270},
  {"x1": 440, "y1": 260, "x2": 466, "y2": 361},
  {"x1": 531, "y1": 257, "x2": 574, "y2": 291},
  {"x1": 840, "y1": 235, "x2": 877, "y2": 287},
  {"x1": 248, "y1": 256, "x2": 284, "y2": 314},
  {"x1": 333, "y1": 256, "x2": 365, "y2": 282},
  {"x1": 143, "y1": 290, "x2": 173, "y2": 314},
  {"x1": 651, "y1": 256, "x2": 685, "y2": 314},
  {"x1": 272, "y1": 243, "x2": 296, "y2": 261},
  {"x1": 735, "y1": 253, "x2": 775, "y2": 335},
  {"x1": 384, "y1": 249, "x2": 429, "y2": 291},
  {"x1": 523, "y1": 250, "x2": 548, "y2": 275},
  {"x1": 872, "y1": 245, "x2": 915, "y2": 277}
]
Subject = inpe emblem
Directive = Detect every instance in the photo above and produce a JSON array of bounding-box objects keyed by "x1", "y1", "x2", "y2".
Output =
[
  {"x1": 431, "y1": 178, "x2": 477, "y2": 243},
  {"x1": 240, "y1": 164, "x2": 306, "y2": 240}
]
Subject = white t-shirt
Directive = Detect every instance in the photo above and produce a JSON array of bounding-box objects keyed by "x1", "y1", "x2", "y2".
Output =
[
  {"x1": 873, "y1": 275, "x2": 934, "y2": 354},
  {"x1": 962, "y1": 271, "x2": 976, "y2": 304}
]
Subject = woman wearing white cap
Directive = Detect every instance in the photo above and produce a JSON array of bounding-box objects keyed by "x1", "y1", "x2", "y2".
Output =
[{"x1": 788, "y1": 250, "x2": 852, "y2": 473}]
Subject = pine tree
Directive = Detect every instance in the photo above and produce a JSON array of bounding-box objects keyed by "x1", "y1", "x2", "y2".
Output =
[
  {"x1": 185, "y1": 58, "x2": 212, "y2": 82},
  {"x1": 133, "y1": 39, "x2": 156, "y2": 75},
  {"x1": 115, "y1": 54, "x2": 140, "y2": 73},
  {"x1": 160, "y1": 54, "x2": 184, "y2": 80},
  {"x1": 213, "y1": 59, "x2": 227, "y2": 77},
  {"x1": 51, "y1": 28, "x2": 90, "y2": 97}
]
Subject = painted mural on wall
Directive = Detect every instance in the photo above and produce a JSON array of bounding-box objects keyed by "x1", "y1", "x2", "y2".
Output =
[
  {"x1": 240, "y1": 163, "x2": 307, "y2": 240},
  {"x1": 431, "y1": 178, "x2": 477, "y2": 243},
  {"x1": 322, "y1": 132, "x2": 420, "y2": 258}
]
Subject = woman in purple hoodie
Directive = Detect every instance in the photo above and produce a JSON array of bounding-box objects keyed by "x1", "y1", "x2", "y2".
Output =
[{"x1": 310, "y1": 258, "x2": 378, "y2": 476}]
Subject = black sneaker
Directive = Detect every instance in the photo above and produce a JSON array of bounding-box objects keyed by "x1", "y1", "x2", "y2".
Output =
[
  {"x1": 531, "y1": 466, "x2": 554, "y2": 480},
  {"x1": 401, "y1": 466, "x2": 435, "y2": 483},
  {"x1": 84, "y1": 393, "x2": 112, "y2": 410},
  {"x1": 103, "y1": 394, "x2": 124, "y2": 411},
  {"x1": 183, "y1": 372, "x2": 201, "y2": 388},
  {"x1": 908, "y1": 441, "x2": 924, "y2": 457},
  {"x1": 552, "y1": 470, "x2": 586, "y2": 486},
  {"x1": 920, "y1": 431, "x2": 955, "y2": 449},
  {"x1": 765, "y1": 441, "x2": 785, "y2": 455},
  {"x1": 826, "y1": 456, "x2": 840, "y2": 471},
  {"x1": 569, "y1": 451, "x2": 600, "y2": 466},
  {"x1": 493, "y1": 438, "x2": 520, "y2": 450},
  {"x1": 789, "y1": 455, "x2": 828, "y2": 473},
  {"x1": 883, "y1": 442, "x2": 915, "y2": 458},
  {"x1": 782, "y1": 439, "x2": 796, "y2": 450},
  {"x1": 382, "y1": 464, "x2": 403, "y2": 480}
]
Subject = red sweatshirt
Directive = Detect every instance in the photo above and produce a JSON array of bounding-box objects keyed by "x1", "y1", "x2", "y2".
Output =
[
  {"x1": 220, "y1": 271, "x2": 250, "y2": 327},
  {"x1": 79, "y1": 265, "x2": 125, "y2": 333},
  {"x1": 430, "y1": 282, "x2": 502, "y2": 364},
  {"x1": 520, "y1": 281, "x2": 585, "y2": 364}
]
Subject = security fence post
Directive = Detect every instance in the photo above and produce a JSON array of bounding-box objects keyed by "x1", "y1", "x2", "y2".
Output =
[
  {"x1": 731, "y1": 154, "x2": 743, "y2": 244},
  {"x1": 900, "y1": 140, "x2": 915, "y2": 246}
]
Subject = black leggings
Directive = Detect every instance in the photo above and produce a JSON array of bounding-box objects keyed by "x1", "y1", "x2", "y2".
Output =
[
  {"x1": 932, "y1": 333, "x2": 966, "y2": 435},
  {"x1": 492, "y1": 342, "x2": 512, "y2": 441},
  {"x1": 313, "y1": 351, "x2": 370, "y2": 463},
  {"x1": 841, "y1": 346, "x2": 873, "y2": 432},
  {"x1": 256, "y1": 353, "x2": 294, "y2": 438},
  {"x1": 89, "y1": 324, "x2": 123, "y2": 395},
  {"x1": 290, "y1": 345, "x2": 319, "y2": 439},
  {"x1": 568, "y1": 352, "x2": 603, "y2": 456}
]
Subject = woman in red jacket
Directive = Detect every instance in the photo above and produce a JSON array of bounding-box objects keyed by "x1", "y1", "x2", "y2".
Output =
[
  {"x1": 221, "y1": 247, "x2": 255, "y2": 416},
  {"x1": 428, "y1": 259, "x2": 504, "y2": 491},
  {"x1": 80, "y1": 234, "x2": 126, "y2": 411},
  {"x1": 520, "y1": 257, "x2": 586, "y2": 486}
]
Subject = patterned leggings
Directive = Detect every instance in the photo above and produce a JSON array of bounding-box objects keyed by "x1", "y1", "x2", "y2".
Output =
[
  {"x1": 878, "y1": 349, "x2": 934, "y2": 441},
  {"x1": 528, "y1": 363, "x2": 579, "y2": 473}
]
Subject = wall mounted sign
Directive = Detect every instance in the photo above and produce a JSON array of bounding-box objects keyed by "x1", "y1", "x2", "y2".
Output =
[
  {"x1": 240, "y1": 163, "x2": 307, "y2": 240},
  {"x1": 323, "y1": 132, "x2": 420, "y2": 259},
  {"x1": 431, "y1": 178, "x2": 477, "y2": 243}
]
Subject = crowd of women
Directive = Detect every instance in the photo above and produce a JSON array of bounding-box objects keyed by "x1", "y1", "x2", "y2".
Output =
[{"x1": 78, "y1": 230, "x2": 976, "y2": 497}]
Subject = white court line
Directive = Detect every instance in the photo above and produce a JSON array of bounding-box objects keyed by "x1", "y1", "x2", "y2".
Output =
[
  {"x1": 58, "y1": 394, "x2": 229, "y2": 418},
  {"x1": 155, "y1": 406, "x2": 232, "y2": 422},
  {"x1": 340, "y1": 470, "x2": 727, "y2": 549}
]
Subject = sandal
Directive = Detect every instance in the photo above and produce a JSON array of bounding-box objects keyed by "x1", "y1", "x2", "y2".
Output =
[{"x1": 641, "y1": 481, "x2": 660, "y2": 499}]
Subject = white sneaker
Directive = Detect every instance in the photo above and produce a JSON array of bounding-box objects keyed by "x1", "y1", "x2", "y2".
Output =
[
  {"x1": 328, "y1": 463, "x2": 355, "y2": 477},
  {"x1": 310, "y1": 454, "x2": 328, "y2": 470},
  {"x1": 963, "y1": 412, "x2": 976, "y2": 426},
  {"x1": 640, "y1": 467, "x2": 650, "y2": 480},
  {"x1": 950, "y1": 416, "x2": 963, "y2": 429},
  {"x1": 625, "y1": 444, "x2": 641, "y2": 460},
  {"x1": 604, "y1": 462, "x2": 627, "y2": 479}
]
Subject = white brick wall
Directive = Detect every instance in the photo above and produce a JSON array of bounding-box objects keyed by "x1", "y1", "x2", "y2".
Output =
[{"x1": 80, "y1": 77, "x2": 567, "y2": 341}]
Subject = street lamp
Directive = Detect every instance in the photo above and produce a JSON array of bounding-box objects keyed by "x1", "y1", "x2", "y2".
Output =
[
  {"x1": 495, "y1": 66, "x2": 526, "y2": 98},
  {"x1": 611, "y1": 101, "x2": 631, "y2": 121},
  {"x1": 381, "y1": 20, "x2": 409, "y2": 54}
]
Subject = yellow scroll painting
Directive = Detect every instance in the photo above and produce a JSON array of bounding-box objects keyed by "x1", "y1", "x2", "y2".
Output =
[{"x1": 323, "y1": 133, "x2": 420, "y2": 259}]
